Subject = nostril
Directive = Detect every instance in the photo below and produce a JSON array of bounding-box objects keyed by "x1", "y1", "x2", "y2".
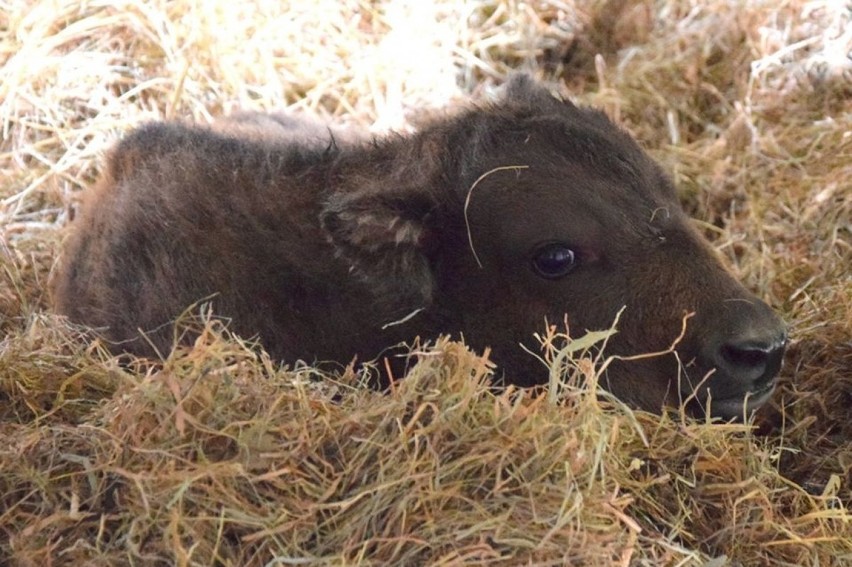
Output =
[
  {"x1": 721, "y1": 342, "x2": 769, "y2": 369},
  {"x1": 717, "y1": 338, "x2": 786, "y2": 386}
]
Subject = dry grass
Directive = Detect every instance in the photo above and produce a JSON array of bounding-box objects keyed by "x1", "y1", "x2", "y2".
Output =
[{"x1": 1, "y1": 0, "x2": 850, "y2": 565}]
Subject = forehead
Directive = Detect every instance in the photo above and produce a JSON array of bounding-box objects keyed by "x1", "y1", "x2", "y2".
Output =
[
  {"x1": 468, "y1": 106, "x2": 669, "y2": 191},
  {"x1": 457, "y1": 106, "x2": 681, "y2": 239},
  {"x1": 468, "y1": 148, "x2": 668, "y2": 228}
]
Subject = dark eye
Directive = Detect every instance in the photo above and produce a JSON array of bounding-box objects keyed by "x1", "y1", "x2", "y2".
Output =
[{"x1": 531, "y1": 243, "x2": 577, "y2": 279}]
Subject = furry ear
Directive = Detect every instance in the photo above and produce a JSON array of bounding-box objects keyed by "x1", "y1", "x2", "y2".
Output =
[
  {"x1": 502, "y1": 74, "x2": 572, "y2": 109},
  {"x1": 321, "y1": 187, "x2": 438, "y2": 310}
]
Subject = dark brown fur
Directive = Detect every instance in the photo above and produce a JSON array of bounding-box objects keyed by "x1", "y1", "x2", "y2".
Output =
[{"x1": 52, "y1": 75, "x2": 787, "y2": 419}]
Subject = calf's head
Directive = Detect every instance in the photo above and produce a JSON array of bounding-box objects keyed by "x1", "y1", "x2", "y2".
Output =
[{"x1": 323, "y1": 75, "x2": 787, "y2": 420}]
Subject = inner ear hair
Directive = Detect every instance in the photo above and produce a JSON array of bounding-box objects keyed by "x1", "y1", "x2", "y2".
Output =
[{"x1": 320, "y1": 188, "x2": 439, "y2": 310}]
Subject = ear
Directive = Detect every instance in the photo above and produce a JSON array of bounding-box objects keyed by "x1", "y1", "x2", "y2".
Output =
[
  {"x1": 502, "y1": 73, "x2": 573, "y2": 110},
  {"x1": 321, "y1": 187, "x2": 438, "y2": 310}
]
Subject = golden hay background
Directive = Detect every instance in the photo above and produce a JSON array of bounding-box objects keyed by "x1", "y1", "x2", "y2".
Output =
[{"x1": 1, "y1": 0, "x2": 850, "y2": 565}]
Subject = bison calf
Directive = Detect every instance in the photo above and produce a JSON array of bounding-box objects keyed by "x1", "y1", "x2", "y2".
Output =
[{"x1": 52, "y1": 75, "x2": 787, "y2": 419}]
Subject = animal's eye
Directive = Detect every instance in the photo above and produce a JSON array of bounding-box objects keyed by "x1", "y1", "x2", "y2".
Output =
[{"x1": 531, "y1": 242, "x2": 577, "y2": 279}]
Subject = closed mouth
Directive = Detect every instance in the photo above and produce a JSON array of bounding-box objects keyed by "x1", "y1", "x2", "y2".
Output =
[{"x1": 705, "y1": 381, "x2": 777, "y2": 420}]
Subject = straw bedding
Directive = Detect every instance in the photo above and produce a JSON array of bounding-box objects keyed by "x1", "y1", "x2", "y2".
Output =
[{"x1": 1, "y1": 1, "x2": 850, "y2": 564}]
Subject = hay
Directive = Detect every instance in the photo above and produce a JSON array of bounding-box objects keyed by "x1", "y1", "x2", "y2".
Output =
[{"x1": 1, "y1": 0, "x2": 850, "y2": 565}]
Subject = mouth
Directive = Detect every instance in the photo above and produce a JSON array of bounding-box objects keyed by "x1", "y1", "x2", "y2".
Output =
[{"x1": 699, "y1": 381, "x2": 777, "y2": 421}]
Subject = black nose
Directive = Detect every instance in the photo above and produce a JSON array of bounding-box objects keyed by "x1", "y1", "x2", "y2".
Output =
[
  {"x1": 716, "y1": 336, "x2": 786, "y2": 387},
  {"x1": 688, "y1": 299, "x2": 787, "y2": 418}
]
